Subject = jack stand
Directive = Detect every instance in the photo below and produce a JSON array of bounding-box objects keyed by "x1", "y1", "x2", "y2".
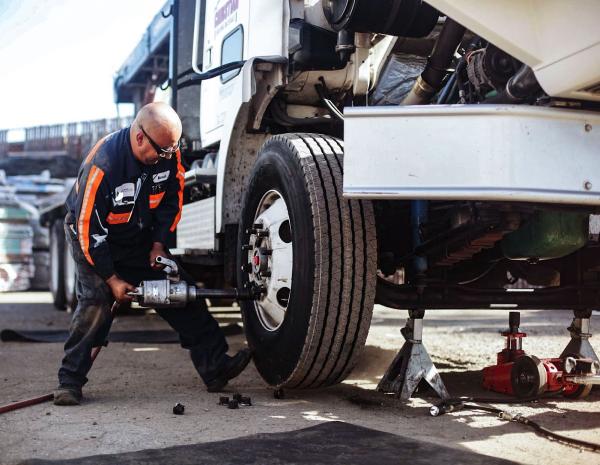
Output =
[
  {"x1": 377, "y1": 310, "x2": 449, "y2": 400},
  {"x1": 560, "y1": 309, "x2": 599, "y2": 362}
]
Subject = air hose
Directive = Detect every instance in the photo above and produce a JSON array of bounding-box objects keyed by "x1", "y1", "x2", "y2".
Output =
[
  {"x1": 430, "y1": 396, "x2": 600, "y2": 453},
  {"x1": 0, "y1": 302, "x2": 119, "y2": 415}
]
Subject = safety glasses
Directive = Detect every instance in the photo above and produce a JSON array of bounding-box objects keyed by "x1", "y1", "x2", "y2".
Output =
[{"x1": 140, "y1": 125, "x2": 180, "y2": 159}]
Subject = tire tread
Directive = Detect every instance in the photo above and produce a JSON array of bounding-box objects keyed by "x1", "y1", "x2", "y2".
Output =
[{"x1": 271, "y1": 133, "x2": 376, "y2": 388}]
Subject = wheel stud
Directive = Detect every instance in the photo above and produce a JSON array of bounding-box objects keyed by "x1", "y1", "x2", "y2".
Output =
[{"x1": 241, "y1": 263, "x2": 252, "y2": 273}]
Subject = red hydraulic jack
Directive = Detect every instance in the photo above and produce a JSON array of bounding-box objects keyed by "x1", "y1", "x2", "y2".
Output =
[{"x1": 482, "y1": 311, "x2": 600, "y2": 399}]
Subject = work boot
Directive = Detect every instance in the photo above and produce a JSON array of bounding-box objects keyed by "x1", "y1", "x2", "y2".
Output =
[
  {"x1": 206, "y1": 349, "x2": 252, "y2": 392},
  {"x1": 53, "y1": 385, "x2": 82, "y2": 406}
]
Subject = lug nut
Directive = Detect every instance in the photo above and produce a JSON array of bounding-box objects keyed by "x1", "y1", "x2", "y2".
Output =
[
  {"x1": 228, "y1": 399, "x2": 239, "y2": 409},
  {"x1": 245, "y1": 228, "x2": 257, "y2": 235},
  {"x1": 241, "y1": 244, "x2": 252, "y2": 251},
  {"x1": 218, "y1": 396, "x2": 229, "y2": 406},
  {"x1": 256, "y1": 230, "x2": 269, "y2": 238},
  {"x1": 241, "y1": 263, "x2": 253, "y2": 273},
  {"x1": 172, "y1": 403, "x2": 185, "y2": 415}
]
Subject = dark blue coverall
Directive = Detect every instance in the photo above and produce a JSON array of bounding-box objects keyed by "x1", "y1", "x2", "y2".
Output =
[{"x1": 58, "y1": 127, "x2": 229, "y2": 389}]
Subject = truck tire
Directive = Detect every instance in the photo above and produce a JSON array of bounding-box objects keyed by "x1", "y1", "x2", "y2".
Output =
[
  {"x1": 49, "y1": 221, "x2": 67, "y2": 310},
  {"x1": 237, "y1": 133, "x2": 377, "y2": 388},
  {"x1": 64, "y1": 242, "x2": 78, "y2": 311}
]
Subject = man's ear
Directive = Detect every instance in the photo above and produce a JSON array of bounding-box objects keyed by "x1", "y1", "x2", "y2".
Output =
[{"x1": 136, "y1": 131, "x2": 144, "y2": 146}]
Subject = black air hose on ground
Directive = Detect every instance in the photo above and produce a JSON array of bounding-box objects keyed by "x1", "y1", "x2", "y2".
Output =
[
  {"x1": 430, "y1": 396, "x2": 600, "y2": 453},
  {"x1": 0, "y1": 303, "x2": 120, "y2": 415}
]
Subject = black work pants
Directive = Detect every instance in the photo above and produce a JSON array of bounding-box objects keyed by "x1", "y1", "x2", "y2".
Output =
[{"x1": 57, "y1": 225, "x2": 229, "y2": 388}]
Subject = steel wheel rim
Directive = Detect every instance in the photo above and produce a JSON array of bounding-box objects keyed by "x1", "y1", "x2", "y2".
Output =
[{"x1": 247, "y1": 190, "x2": 293, "y2": 332}]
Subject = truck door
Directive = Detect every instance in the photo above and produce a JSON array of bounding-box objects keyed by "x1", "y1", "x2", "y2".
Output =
[
  {"x1": 200, "y1": 0, "x2": 286, "y2": 148},
  {"x1": 201, "y1": 0, "x2": 248, "y2": 146}
]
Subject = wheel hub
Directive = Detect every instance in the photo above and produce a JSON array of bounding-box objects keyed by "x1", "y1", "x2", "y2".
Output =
[{"x1": 242, "y1": 190, "x2": 293, "y2": 332}]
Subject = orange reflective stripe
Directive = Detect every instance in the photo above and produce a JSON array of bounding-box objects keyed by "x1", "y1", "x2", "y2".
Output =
[
  {"x1": 84, "y1": 134, "x2": 110, "y2": 165},
  {"x1": 78, "y1": 165, "x2": 105, "y2": 265},
  {"x1": 149, "y1": 191, "x2": 165, "y2": 209},
  {"x1": 169, "y1": 150, "x2": 185, "y2": 232},
  {"x1": 106, "y1": 212, "x2": 131, "y2": 224}
]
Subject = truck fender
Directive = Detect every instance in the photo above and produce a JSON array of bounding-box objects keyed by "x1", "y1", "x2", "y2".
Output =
[{"x1": 216, "y1": 57, "x2": 287, "y2": 233}]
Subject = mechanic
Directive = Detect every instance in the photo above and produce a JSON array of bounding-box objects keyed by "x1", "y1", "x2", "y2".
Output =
[{"x1": 53, "y1": 102, "x2": 251, "y2": 406}]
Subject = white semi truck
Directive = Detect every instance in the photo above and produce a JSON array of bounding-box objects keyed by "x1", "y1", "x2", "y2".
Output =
[{"x1": 47, "y1": 0, "x2": 600, "y2": 396}]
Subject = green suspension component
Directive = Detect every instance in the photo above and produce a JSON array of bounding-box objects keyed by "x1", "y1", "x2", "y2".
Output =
[{"x1": 501, "y1": 211, "x2": 589, "y2": 261}]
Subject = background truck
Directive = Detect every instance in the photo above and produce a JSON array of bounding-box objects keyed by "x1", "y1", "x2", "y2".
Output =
[
  {"x1": 1, "y1": 118, "x2": 127, "y2": 296},
  {"x1": 47, "y1": 0, "x2": 600, "y2": 391}
]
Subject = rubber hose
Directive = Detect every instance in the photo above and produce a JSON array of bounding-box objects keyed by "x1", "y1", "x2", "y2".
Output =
[{"x1": 0, "y1": 302, "x2": 119, "y2": 415}]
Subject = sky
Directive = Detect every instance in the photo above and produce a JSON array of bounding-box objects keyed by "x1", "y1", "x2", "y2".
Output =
[{"x1": 0, "y1": 0, "x2": 166, "y2": 131}]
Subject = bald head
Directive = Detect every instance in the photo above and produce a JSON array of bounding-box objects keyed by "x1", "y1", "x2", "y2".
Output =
[{"x1": 130, "y1": 102, "x2": 182, "y2": 165}]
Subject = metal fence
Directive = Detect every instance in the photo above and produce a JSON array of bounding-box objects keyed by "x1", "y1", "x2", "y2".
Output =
[{"x1": 0, "y1": 117, "x2": 133, "y2": 160}]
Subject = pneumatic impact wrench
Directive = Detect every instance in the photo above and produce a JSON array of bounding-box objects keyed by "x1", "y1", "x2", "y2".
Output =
[{"x1": 128, "y1": 256, "x2": 262, "y2": 308}]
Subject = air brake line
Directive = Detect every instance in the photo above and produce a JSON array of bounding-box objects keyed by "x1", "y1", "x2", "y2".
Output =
[{"x1": 430, "y1": 396, "x2": 600, "y2": 453}]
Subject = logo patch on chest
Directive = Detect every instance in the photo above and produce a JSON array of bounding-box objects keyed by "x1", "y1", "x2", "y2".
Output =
[
  {"x1": 153, "y1": 171, "x2": 170, "y2": 183},
  {"x1": 113, "y1": 182, "x2": 135, "y2": 206}
]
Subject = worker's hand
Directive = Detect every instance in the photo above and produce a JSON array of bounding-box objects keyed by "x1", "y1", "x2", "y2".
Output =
[
  {"x1": 150, "y1": 242, "x2": 167, "y2": 270},
  {"x1": 106, "y1": 275, "x2": 136, "y2": 304}
]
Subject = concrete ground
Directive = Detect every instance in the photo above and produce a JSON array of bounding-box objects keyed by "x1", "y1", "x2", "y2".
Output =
[{"x1": 1, "y1": 292, "x2": 599, "y2": 464}]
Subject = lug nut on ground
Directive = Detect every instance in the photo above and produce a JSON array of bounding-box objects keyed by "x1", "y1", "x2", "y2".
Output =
[
  {"x1": 172, "y1": 403, "x2": 185, "y2": 415},
  {"x1": 218, "y1": 393, "x2": 252, "y2": 409},
  {"x1": 228, "y1": 399, "x2": 239, "y2": 409}
]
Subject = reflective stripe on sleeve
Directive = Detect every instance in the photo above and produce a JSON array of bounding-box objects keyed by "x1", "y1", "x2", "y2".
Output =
[
  {"x1": 169, "y1": 150, "x2": 185, "y2": 232},
  {"x1": 78, "y1": 165, "x2": 105, "y2": 265},
  {"x1": 83, "y1": 134, "x2": 110, "y2": 165},
  {"x1": 106, "y1": 212, "x2": 131, "y2": 224},
  {"x1": 149, "y1": 191, "x2": 165, "y2": 209}
]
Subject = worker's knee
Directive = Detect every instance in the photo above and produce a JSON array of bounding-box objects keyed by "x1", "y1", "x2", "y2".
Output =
[{"x1": 71, "y1": 301, "x2": 112, "y2": 332}]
